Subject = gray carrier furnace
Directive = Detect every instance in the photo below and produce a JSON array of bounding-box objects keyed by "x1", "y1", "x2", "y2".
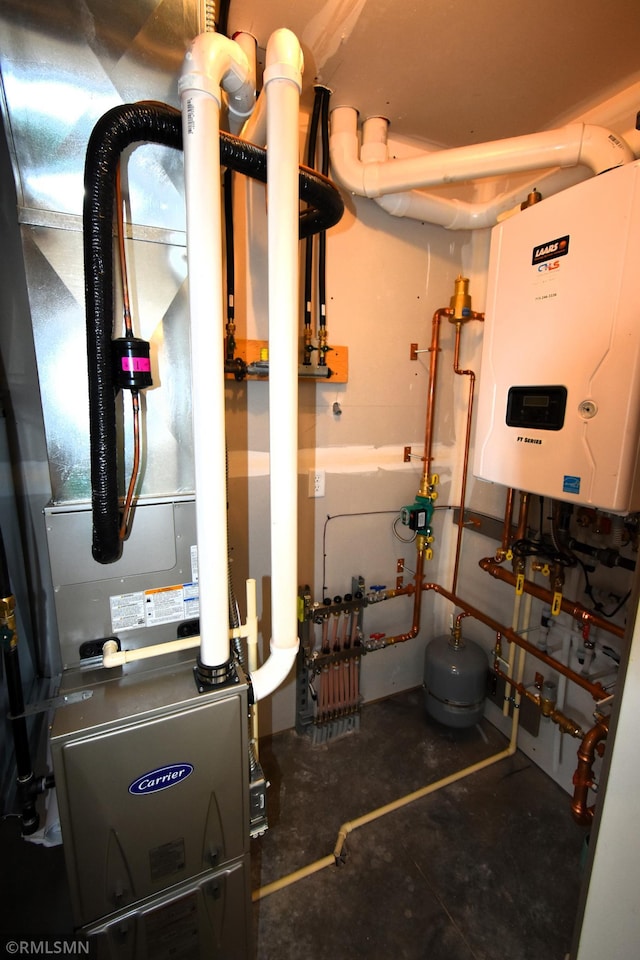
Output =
[{"x1": 50, "y1": 655, "x2": 251, "y2": 957}]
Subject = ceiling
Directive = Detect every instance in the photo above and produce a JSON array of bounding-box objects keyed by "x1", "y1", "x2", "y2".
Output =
[{"x1": 229, "y1": 0, "x2": 640, "y2": 147}]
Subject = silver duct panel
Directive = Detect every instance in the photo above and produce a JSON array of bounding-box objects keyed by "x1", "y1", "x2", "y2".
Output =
[
  {"x1": 1, "y1": 0, "x2": 196, "y2": 503},
  {"x1": 0, "y1": 1, "x2": 202, "y2": 670}
]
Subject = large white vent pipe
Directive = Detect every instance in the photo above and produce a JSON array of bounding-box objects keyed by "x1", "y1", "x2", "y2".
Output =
[
  {"x1": 228, "y1": 31, "x2": 257, "y2": 134},
  {"x1": 179, "y1": 29, "x2": 302, "y2": 697},
  {"x1": 179, "y1": 33, "x2": 254, "y2": 676},
  {"x1": 249, "y1": 28, "x2": 303, "y2": 703},
  {"x1": 330, "y1": 106, "x2": 633, "y2": 228}
]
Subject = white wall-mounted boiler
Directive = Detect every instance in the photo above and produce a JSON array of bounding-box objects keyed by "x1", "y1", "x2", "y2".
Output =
[{"x1": 474, "y1": 159, "x2": 640, "y2": 513}]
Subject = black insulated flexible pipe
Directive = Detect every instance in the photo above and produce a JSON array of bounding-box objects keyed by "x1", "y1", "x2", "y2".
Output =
[
  {"x1": 303, "y1": 86, "x2": 323, "y2": 358},
  {"x1": 84, "y1": 102, "x2": 344, "y2": 564}
]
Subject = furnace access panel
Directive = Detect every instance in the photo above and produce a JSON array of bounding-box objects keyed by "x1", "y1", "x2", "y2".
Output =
[{"x1": 474, "y1": 158, "x2": 640, "y2": 513}]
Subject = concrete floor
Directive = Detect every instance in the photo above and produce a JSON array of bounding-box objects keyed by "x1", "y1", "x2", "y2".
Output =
[
  {"x1": 1, "y1": 688, "x2": 586, "y2": 958},
  {"x1": 251, "y1": 689, "x2": 585, "y2": 960}
]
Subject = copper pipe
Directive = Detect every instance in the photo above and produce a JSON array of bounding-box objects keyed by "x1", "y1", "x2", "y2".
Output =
[
  {"x1": 515, "y1": 491, "x2": 530, "y2": 541},
  {"x1": 421, "y1": 308, "x2": 454, "y2": 488},
  {"x1": 119, "y1": 390, "x2": 141, "y2": 540},
  {"x1": 451, "y1": 320, "x2": 482, "y2": 594},
  {"x1": 454, "y1": 609, "x2": 473, "y2": 631},
  {"x1": 492, "y1": 662, "x2": 584, "y2": 738},
  {"x1": 498, "y1": 488, "x2": 515, "y2": 559},
  {"x1": 479, "y1": 557, "x2": 625, "y2": 640},
  {"x1": 382, "y1": 546, "x2": 425, "y2": 645},
  {"x1": 571, "y1": 716, "x2": 609, "y2": 825},
  {"x1": 409, "y1": 580, "x2": 609, "y2": 700}
]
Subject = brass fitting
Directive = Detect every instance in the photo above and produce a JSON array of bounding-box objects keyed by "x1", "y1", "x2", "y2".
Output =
[
  {"x1": 520, "y1": 189, "x2": 542, "y2": 210},
  {"x1": 303, "y1": 327, "x2": 315, "y2": 363},
  {"x1": 449, "y1": 276, "x2": 472, "y2": 322},
  {"x1": 1, "y1": 594, "x2": 17, "y2": 649},
  {"x1": 540, "y1": 679, "x2": 559, "y2": 718},
  {"x1": 0, "y1": 594, "x2": 15, "y2": 621},
  {"x1": 551, "y1": 563, "x2": 565, "y2": 594},
  {"x1": 317, "y1": 327, "x2": 331, "y2": 365},
  {"x1": 549, "y1": 708, "x2": 584, "y2": 739}
]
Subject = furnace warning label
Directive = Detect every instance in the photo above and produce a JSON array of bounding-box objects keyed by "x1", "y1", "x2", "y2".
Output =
[
  {"x1": 110, "y1": 583, "x2": 200, "y2": 632},
  {"x1": 109, "y1": 592, "x2": 146, "y2": 631}
]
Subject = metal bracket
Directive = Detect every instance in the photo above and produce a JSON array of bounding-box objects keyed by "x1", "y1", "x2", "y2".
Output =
[{"x1": 10, "y1": 689, "x2": 93, "y2": 719}]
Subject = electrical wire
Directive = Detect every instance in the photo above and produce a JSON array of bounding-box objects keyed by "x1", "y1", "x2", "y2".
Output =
[
  {"x1": 322, "y1": 510, "x2": 398, "y2": 594},
  {"x1": 575, "y1": 556, "x2": 632, "y2": 618},
  {"x1": 523, "y1": 497, "x2": 631, "y2": 618},
  {"x1": 392, "y1": 515, "x2": 416, "y2": 543}
]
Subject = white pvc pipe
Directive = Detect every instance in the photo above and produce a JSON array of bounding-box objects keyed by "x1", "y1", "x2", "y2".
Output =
[
  {"x1": 179, "y1": 33, "x2": 253, "y2": 670},
  {"x1": 372, "y1": 168, "x2": 589, "y2": 230},
  {"x1": 330, "y1": 105, "x2": 633, "y2": 222},
  {"x1": 102, "y1": 636, "x2": 200, "y2": 668},
  {"x1": 228, "y1": 32, "x2": 257, "y2": 133},
  {"x1": 241, "y1": 88, "x2": 267, "y2": 146},
  {"x1": 362, "y1": 115, "x2": 592, "y2": 230},
  {"x1": 249, "y1": 28, "x2": 303, "y2": 703}
]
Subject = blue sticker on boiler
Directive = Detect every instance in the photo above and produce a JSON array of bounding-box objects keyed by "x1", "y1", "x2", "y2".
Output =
[{"x1": 563, "y1": 475, "x2": 581, "y2": 495}]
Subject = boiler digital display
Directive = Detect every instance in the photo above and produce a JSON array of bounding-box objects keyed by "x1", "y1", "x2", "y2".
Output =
[{"x1": 506, "y1": 385, "x2": 567, "y2": 430}]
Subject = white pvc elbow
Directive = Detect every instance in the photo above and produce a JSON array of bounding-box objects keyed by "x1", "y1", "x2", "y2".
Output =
[
  {"x1": 578, "y1": 124, "x2": 635, "y2": 173},
  {"x1": 329, "y1": 105, "x2": 634, "y2": 230},
  {"x1": 250, "y1": 641, "x2": 300, "y2": 703},
  {"x1": 179, "y1": 32, "x2": 253, "y2": 108}
]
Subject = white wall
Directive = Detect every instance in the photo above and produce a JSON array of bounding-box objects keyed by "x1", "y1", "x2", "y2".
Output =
[{"x1": 228, "y1": 143, "x2": 475, "y2": 734}]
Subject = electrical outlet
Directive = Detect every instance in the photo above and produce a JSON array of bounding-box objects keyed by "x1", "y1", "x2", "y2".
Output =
[{"x1": 308, "y1": 469, "x2": 325, "y2": 498}]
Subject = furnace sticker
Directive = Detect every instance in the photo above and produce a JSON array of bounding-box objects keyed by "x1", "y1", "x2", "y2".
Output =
[{"x1": 109, "y1": 583, "x2": 200, "y2": 632}]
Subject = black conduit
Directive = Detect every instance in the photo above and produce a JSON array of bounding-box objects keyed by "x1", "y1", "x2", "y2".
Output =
[
  {"x1": 84, "y1": 102, "x2": 344, "y2": 564},
  {"x1": 0, "y1": 526, "x2": 42, "y2": 834},
  {"x1": 224, "y1": 170, "x2": 236, "y2": 361},
  {"x1": 303, "y1": 88, "x2": 323, "y2": 362},
  {"x1": 317, "y1": 87, "x2": 331, "y2": 363}
]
